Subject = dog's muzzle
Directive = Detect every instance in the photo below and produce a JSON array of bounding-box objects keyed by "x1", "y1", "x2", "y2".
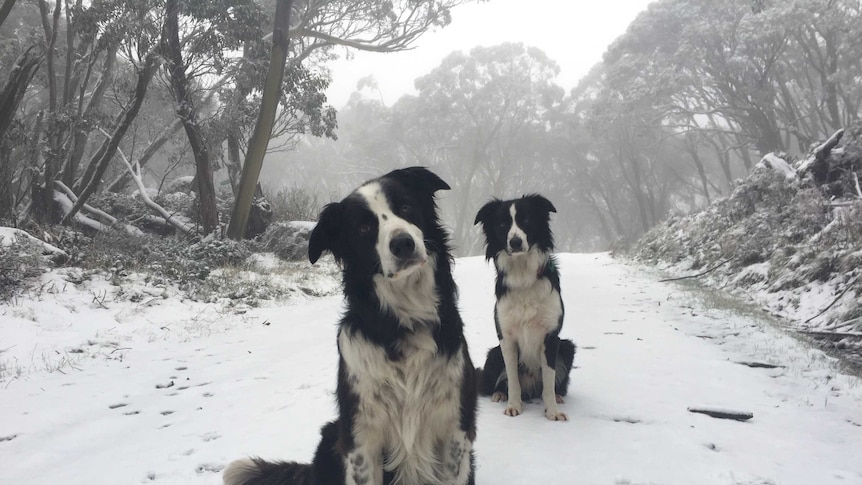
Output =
[
  {"x1": 508, "y1": 236, "x2": 525, "y2": 254},
  {"x1": 387, "y1": 232, "x2": 426, "y2": 277}
]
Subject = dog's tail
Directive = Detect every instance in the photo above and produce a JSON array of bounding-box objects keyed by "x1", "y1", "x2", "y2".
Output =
[{"x1": 222, "y1": 458, "x2": 312, "y2": 485}]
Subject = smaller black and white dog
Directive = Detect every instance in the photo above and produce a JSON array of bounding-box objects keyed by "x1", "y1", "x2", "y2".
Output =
[
  {"x1": 224, "y1": 167, "x2": 477, "y2": 485},
  {"x1": 474, "y1": 194, "x2": 576, "y2": 421}
]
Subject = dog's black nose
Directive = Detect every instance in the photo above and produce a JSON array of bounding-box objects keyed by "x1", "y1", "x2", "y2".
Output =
[
  {"x1": 390, "y1": 233, "x2": 416, "y2": 259},
  {"x1": 510, "y1": 236, "x2": 523, "y2": 251}
]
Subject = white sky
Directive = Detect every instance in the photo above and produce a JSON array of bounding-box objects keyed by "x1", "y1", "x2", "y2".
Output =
[{"x1": 324, "y1": 0, "x2": 656, "y2": 108}]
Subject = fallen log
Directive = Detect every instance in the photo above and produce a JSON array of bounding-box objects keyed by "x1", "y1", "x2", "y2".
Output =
[{"x1": 688, "y1": 407, "x2": 753, "y2": 421}]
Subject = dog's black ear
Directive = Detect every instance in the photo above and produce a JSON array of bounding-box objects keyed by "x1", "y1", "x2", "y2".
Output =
[
  {"x1": 527, "y1": 194, "x2": 556, "y2": 214},
  {"x1": 474, "y1": 199, "x2": 501, "y2": 226},
  {"x1": 309, "y1": 202, "x2": 343, "y2": 264},
  {"x1": 386, "y1": 166, "x2": 450, "y2": 194}
]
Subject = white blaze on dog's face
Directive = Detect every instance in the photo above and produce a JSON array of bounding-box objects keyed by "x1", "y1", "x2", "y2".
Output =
[
  {"x1": 507, "y1": 203, "x2": 529, "y2": 255},
  {"x1": 357, "y1": 182, "x2": 428, "y2": 279}
]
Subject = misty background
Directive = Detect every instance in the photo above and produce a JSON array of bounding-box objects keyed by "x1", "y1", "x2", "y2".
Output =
[
  {"x1": 1, "y1": 0, "x2": 859, "y2": 256},
  {"x1": 260, "y1": 0, "x2": 862, "y2": 255}
]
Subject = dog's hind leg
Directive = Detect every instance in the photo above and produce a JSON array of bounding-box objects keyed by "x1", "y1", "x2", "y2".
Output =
[
  {"x1": 554, "y1": 339, "x2": 577, "y2": 399},
  {"x1": 479, "y1": 345, "x2": 508, "y2": 401},
  {"x1": 541, "y1": 335, "x2": 568, "y2": 421}
]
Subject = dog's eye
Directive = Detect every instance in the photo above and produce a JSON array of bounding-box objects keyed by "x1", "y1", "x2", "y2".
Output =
[
  {"x1": 499, "y1": 221, "x2": 508, "y2": 228},
  {"x1": 358, "y1": 224, "x2": 371, "y2": 234},
  {"x1": 399, "y1": 204, "x2": 412, "y2": 216},
  {"x1": 522, "y1": 217, "x2": 530, "y2": 225}
]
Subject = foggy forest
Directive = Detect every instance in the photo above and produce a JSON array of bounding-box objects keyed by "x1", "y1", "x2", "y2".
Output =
[
  {"x1": 1, "y1": 0, "x2": 859, "y2": 253},
  {"x1": 1, "y1": 0, "x2": 862, "y2": 483}
]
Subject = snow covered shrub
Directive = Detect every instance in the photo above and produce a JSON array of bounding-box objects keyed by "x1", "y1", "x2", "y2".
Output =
[
  {"x1": 268, "y1": 186, "x2": 323, "y2": 222},
  {"x1": 254, "y1": 221, "x2": 314, "y2": 261},
  {"x1": 82, "y1": 230, "x2": 181, "y2": 272},
  {"x1": 185, "y1": 268, "x2": 289, "y2": 304},
  {"x1": 0, "y1": 239, "x2": 45, "y2": 300},
  {"x1": 155, "y1": 191, "x2": 195, "y2": 218},
  {"x1": 630, "y1": 129, "x2": 862, "y2": 332},
  {"x1": 89, "y1": 192, "x2": 150, "y2": 222},
  {"x1": 189, "y1": 238, "x2": 252, "y2": 268}
]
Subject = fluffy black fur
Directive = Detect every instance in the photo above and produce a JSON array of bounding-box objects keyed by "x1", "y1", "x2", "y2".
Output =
[
  {"x1": 224, "y1": 167, "x2": 477, "y2": 485},
  {"x1": 474, "y1": 194, "x2": 576, "y2": 418},
  {"x1": 479, "y1": 339, "x2": 576, "y2": 399}
]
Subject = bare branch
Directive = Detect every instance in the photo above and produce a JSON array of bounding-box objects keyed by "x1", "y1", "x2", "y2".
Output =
[{"x1": 101, "y1": 128, "x2": 196, "y2": 236}]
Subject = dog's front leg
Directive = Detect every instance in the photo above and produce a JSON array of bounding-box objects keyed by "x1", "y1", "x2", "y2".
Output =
[
  {"x1": 499, "y1": 337, "x2": 522, "y2": 416},
  {"x1": 344, "y1": 421, "x2": 383, "y2": 485},
  {"x1": 345, "y1": 445, "x2": 383, "y2": 485},
  {"x1": 542, "y1": 335, "x2": 567, "y2": 421},
  {"x1": 440, "y1": 430, "x2": 473, "y2": 485}
]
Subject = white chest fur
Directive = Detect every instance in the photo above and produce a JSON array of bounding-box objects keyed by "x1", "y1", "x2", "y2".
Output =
[
  {"x1": 495, "y1": 250, "x2": 562, "y2": 369},
  {"x1": 373, "y1": 254, "x2": 440, "y2": 330},
  {"x1": 339, "y1": 328, "x2": 465, "y2": 484}
]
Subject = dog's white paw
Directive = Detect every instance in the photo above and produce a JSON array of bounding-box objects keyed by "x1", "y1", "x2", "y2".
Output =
[
  {"x1": 545, "y1": 409, "x2": 568, "y2": 421},
  {"x1": 491, "y1": 391, "x2": 507, "y2": 403},
  {"x1": 556, "y1": 394, "x2": 565, "y2": 404},
  {"x1": 504, "y1": 403, "x2": 522, "y2": 417}
]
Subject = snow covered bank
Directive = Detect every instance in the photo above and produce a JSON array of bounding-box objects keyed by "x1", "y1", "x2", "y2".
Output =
[
  {"x1": 1, "y1": 254, "x2": 861, "y2": 484},
  {"x1": 631, "y1": 126, "x2": 862, "y2": 363}
]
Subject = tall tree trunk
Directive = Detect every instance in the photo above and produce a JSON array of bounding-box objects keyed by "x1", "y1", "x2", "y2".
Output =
[
  {"x1": 688, "y1": 148, "x2": 711, "y2": 204},
  {"x1": 34, "y1": 0, "x2": 63, "y2": 222},
  {"x1": 0, "y1": 46, "x2": 42, "y2": 141},
  {"x1": 0, "y1": 0, "x2": 16, "y2": 28},
  {"x1": 226, "y1": 132, "x2": 242, "y2": 195},
  {"x1": 0, "y1": 139, "x2": 10, "y2": 219},
  {"x1": 227, "y1": 0, "x2": 294, "y2": 240},
  {"x1": 822, "y1": 32, "x2": 841, "y2": 132},
  {"x1": 0, "y1": 46, "x2": 42, "y2": 219},
  {"x1": 163, "y1": 0, "x2": 218, "y2": 235},
  {"x1": 66, "y1": 45, "x2": 116, "y2": 189},
  {"x1": 223, "y1": 44, "x2": 254, "y2": 196},
  {"x1": 60, "y1": 52, "x2": 158, "y2": 226}
]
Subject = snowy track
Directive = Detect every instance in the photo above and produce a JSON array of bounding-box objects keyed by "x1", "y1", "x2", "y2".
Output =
[{"x1": 1, "y1": 254, "x2": 861, "y2": 484}]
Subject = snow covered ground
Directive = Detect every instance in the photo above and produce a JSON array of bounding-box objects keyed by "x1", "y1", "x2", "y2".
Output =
[{"x1": 1, "y1": 253, "x2": 861, "y2": 484}]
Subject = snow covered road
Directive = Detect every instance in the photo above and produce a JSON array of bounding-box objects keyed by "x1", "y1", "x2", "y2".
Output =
[{"x1": 1, "y1": 253, "x2": 861, "y2": 484}]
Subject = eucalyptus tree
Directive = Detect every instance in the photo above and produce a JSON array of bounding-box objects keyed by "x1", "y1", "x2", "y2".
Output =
[
  {"x1": 603, "y1": 0, "x2": 862, "y2": 160},
  {"x1": 227, "y1": 0, "x2": 483, "y2": 239},
  {"x1": 389, "y1": 43, "x2": 564, "y2": 253}
]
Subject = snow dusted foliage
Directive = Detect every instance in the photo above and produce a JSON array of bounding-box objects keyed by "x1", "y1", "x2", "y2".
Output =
[
  {"x1": 255, "y1": 221, "x2": 315, "y2": 261},
  {"x1": 631, "y1": 128, "x2": 862, "y2": 343}
]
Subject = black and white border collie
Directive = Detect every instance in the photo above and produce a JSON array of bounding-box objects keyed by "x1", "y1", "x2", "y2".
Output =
[
  {"x1": 224, "y1": 167, "x2": 477, "y2": 485},
  {"x1": 474, "y1": 194, "x2": 576, "y2": 421}
]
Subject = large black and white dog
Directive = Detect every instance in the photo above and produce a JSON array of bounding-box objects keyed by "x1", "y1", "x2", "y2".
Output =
[
  {"x1": 224, "y1": 167, "x2": 477, "y2": 485},
  {"x1": 474, "y1": 194, "x2": 576, "y2": 421}
]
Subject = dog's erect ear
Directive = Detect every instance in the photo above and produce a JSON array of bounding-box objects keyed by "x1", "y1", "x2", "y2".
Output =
[
  {"x1": 386, "y1": 166, "x2": 450, "y2": 194},
  {"x1": 474, "y1": 199, "x2": 502, "y2": 226},
  {"x1": 308, "y1": 202, "x2": 343, "y2": 264},
  {"x1": 527, "y1": 194, "x2": 556, "y2": 215}
]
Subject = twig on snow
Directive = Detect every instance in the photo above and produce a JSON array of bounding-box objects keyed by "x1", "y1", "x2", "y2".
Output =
[
  {"x1": 798, "y1": 330, "x2": 862, "y2": 338},
  {"x1": 804, "y1": 273, "x2": 862, "y2": 325},
  {"x1": 688, "y1": 407, "x2": 753, "y2": 421},
  {"x1": 659, "y1": 260, "x2": 730, "y2": 283}
]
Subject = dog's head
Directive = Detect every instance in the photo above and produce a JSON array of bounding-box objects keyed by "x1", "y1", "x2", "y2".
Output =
[
  {"x1": 308, "y1": 167, "x2": 450, "y2": 280},
  {"x1": 474, "y1": 194, "x2": 556, "y2": 260}
]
